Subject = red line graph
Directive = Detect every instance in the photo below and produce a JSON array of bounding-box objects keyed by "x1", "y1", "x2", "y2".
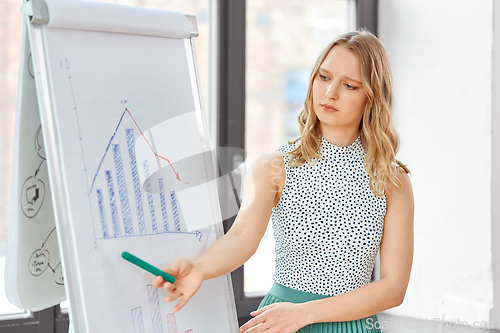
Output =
[
  {"x1": 88, "y1": 107, "x2": 188, "y2": 194},
  {"x1": 125, "y1": 108, "x2": 187, "y2": 184}
]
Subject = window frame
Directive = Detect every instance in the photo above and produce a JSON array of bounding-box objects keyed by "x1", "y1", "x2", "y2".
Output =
[{"x1": 0, "y1": 306, "x2": 68, "y2": 333}]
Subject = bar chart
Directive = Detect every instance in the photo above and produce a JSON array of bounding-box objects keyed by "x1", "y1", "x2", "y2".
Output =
[{"x1": 81, "y1": 107, "x2": 201, "y2": 242}]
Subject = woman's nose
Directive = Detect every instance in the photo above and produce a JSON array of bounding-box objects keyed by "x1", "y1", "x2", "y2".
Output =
[{"x1": 325, "y1": 82, "x2": 338, "y2": 100}]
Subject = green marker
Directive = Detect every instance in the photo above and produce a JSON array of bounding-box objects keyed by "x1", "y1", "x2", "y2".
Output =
[{"x1": 122, "y1": 251, "x2": 176, "y2": 284}]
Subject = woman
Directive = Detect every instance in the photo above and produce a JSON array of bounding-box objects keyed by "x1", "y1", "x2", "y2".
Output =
[{"x1": 153, "y1": 30, "x2": 414, "y2": 333}]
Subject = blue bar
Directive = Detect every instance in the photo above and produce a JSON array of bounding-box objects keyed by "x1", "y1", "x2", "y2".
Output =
[
  {"x1": 147, "y1": 285, "x2": 164, "y2": 333},
  {"x1": 131, "y1": 307, "x2": 145, "y2": 333},
  {"x1": 158, "y1": 178, "x2": 169, "y2": 232},
  {"x1": 143, "y1": 160, "x2": 157, "y2": 233},
  {"x1": 113, "y1": 144, "x2": 133, "y2": 236},
  {"x1": 105, "y1": 170, "x2": 121, "y2": 237},
  {"x1": 96, "y1": 189, "x2": 109, "y2": 238},
  {"x1": 126, "y1": 129, "x2": 145, "y2": 235},
  {"x1": 170, "y1": 191, "x2": 181, "y2": 232}
]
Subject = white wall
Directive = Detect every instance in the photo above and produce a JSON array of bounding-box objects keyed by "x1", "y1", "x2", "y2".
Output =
[
  {"x1": 379, "y1": 0, "x2": 496, "y2": 325},
  {"x1": 491, "y1": 0, "x2": 500, "y2": 326}
]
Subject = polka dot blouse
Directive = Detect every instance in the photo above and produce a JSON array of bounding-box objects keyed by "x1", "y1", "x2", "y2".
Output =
[{"x1": 271, "y1": 136, "x2": 387, "y2": 296}]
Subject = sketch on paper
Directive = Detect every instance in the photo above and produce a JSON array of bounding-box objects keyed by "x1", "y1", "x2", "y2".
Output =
[
  {"x1": 166, "y1": 312, "x2": 193, "y2": 333},
  {"x1": 21, "y1": 125, "x2": 46, "y2": 218},
  {"x1": 23, "y1": 124, "x2": 63, "y2": 285},
  {"x1": 166, "y1": 312, "x2": 178, "y2": 333},
  {"x1": 63, "y1": 58, "x2": 203, "y2": 246},
  {"x1": 148, "y1": 285, "x2": 164, "y2": 333},
  {"x1": 28, "y1": 227, "x2": 64, "y2": 285},
  {"x1": 131, "y1": 286, "x2": 197, "y2": 333},
  {"x1": 131, "y1": 306, "x2": 145, "y2": 333}
]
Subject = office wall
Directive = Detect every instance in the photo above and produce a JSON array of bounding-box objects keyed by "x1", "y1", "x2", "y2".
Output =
[
  {"x1": 492, "y1": 0, "x2": 500, "y2": 327},
  {"x1": 379, "y1": 0, "x2": 496, "y2": 326}
]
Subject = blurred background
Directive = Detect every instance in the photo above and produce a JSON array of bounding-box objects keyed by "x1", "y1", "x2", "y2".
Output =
[{"x1": 1, "y1": 0, "x2": 499, "y2": 331}]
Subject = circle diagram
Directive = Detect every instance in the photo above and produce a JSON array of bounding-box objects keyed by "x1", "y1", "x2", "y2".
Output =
[
  {"x1": 21, "y1": 176, "x2": 45, "y2": 218},
  {"x1": 28, "y1": 249, "x2": 50, "y2": 276},
  {"x1": 54, "y1": 263, "x2": 64, "y2": 285}
]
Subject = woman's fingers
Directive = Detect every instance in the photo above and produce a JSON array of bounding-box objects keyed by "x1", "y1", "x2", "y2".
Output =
[
  {"x1": 150, "y1": 259, "x2": 202, "y2": 311},
  {"x1": 151, "y1": 275, "x2": 164, "y2": 288},
  {"x1": 151, "y1": 260, "x2": 191, "y2": 289},
  {"x1": 240, "y1": 312, "x2": 268, "y2": 332},
  {"x1": 162, "y1": 281, "x2": 176, "y2": 292},
  {"x1": 172, "y1": 293, "x2": 193, "y2": 312},
  {"x1": 164, "y1": 288, "x2": 181, "y2": 302},
  {"x1": 241, "y1": 320, "x2": 269, "y2": 333},
  {"x1": 168, "y1": 259, "x2": 193, "y2": 277},
  {"x1": 249, "y1": 304, "x2": 275, "y2": 317},
  {"x1": 165, "y1": 263, "x2": 181, "y2": 276}
]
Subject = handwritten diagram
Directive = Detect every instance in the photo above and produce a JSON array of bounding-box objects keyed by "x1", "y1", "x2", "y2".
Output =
[
  {"x1": 28, "y1": 227, "x2": 64, "y2": 285},
  {"x1": 166, "y1": 313, "x2": 177, "y2": 333},
  {"x1": 166, "y1": 312, "x2": 193, "y2": 333},
  {"x1": 21, "y1": 125, "x2": 46, "y2": 218},
  {"x1": 148, "y1": 285, "x2": 164, "y2": 333},
  {"x1": 130, "y1": 286, "x2": 195, "y2": 333},
  {"x1": 131, "y1": 306, "x2": 145, "y2": 333},
  {"x1": 63, "y1": 58, "x2": 202, "y2": 245},
  {"x1": 22, "y1": 123, "x2": 63, "y2": 285}
]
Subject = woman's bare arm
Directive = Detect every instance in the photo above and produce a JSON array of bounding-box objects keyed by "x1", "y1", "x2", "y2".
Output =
[{"x1": 153, "y1": 151, "x2": 285, "y2": 311}]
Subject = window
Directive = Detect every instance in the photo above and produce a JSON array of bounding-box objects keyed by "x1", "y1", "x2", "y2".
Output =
[{"x1": 0, "y1": 0, "x2": 28, "y2": 318}]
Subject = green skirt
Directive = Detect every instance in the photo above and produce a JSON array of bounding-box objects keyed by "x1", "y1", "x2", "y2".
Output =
[{"x1": 258, "y1": 283, "x2": 381, "y2": 333}]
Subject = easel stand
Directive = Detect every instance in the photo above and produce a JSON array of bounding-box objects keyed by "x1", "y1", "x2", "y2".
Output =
[{"x1": 6, "y1": 0, "x2": 238, "y2": 332}]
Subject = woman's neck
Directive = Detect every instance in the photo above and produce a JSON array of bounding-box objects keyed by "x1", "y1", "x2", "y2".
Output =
[{"x1": 319, "y1": 125, "x2": 360, "y2": 147}]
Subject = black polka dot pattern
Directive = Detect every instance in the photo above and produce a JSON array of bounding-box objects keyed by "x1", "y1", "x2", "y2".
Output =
[{"x1": 271, "y1": 136, "x2": 386, "y2": 296}]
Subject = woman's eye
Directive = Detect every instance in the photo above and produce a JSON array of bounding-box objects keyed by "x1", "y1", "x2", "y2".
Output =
[
  {"x1": 345, "y1": 83, "x2": 356, "y2": 90},
  {"x1": 319, "y1": 74, "x2": 328, "y2": 81}
]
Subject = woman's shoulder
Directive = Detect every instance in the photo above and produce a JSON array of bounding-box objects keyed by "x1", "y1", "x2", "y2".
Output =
[
  {"x1": 248, "y1": 140, "x2": 300, "y2": 179},
  {"x1": 248, "y1": 151, "x2": 286, "y2": 187},
  {"x1": 276, "y1": 139, "x2": 300, "y2": 154},
  {"x1": 252, "y1": 139, "x2": 299, "y2": 166},
  {"x1": 251, "y1": 151, "x2": 285, "y2": 173},
  {"x1": 386, "y1": 166, "x2": 413, "y2": 203}
]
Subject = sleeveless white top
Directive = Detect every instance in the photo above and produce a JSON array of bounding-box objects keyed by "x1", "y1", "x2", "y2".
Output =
[{"x1": 271, "y1": 136, "x2": 386, "y2": 296}]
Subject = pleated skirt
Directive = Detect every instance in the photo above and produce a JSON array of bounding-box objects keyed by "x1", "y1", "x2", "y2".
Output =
[{"x1": 258, "y1": 283, "x2": 381, "y2": 333}]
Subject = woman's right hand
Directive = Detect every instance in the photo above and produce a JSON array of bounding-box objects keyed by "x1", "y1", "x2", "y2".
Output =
[{"x1": 152, "y1": 259, "x2": 204, "y2": 312}]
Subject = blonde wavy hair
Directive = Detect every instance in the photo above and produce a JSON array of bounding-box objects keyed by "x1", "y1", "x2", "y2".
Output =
[{"x1": 286, "y1": 30, "x2": 409, "y2": 197}]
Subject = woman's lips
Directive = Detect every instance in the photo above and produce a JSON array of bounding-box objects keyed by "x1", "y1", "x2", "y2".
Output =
[{"x1": 321, "y1": 103, "x2": 339, "y2": 113}]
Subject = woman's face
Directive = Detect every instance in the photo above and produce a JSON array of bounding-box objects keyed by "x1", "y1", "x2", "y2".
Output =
[{"x1": 312, "y1": 45, "x2": 367, "y2": 136}]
